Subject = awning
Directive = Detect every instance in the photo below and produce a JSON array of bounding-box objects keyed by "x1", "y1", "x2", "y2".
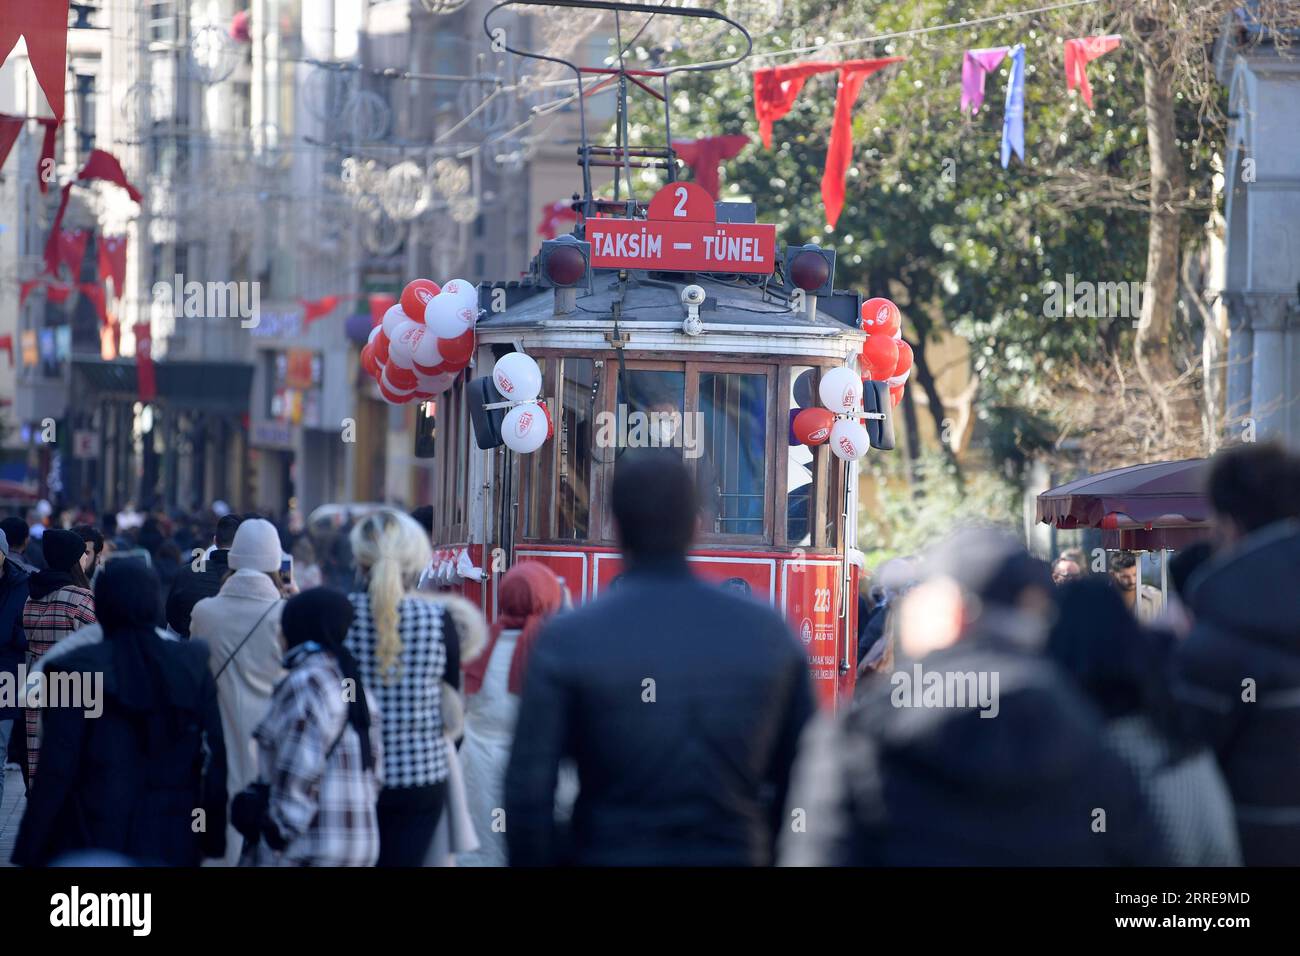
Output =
[
  {"x1": 1036, "y1": 459, "x2": 1210, "y2": 530},
  {"x1": 72, "y1": 358, "x2": 254, "y2": 412}
]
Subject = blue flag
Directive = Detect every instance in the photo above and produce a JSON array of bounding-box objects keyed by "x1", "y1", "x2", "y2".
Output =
[{"x1": 1001, "y1": 44, "x2": 1025, "y2": 168}]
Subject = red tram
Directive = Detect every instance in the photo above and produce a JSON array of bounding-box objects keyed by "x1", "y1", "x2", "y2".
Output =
[{"x1": 419, "y1": 0, "x2": 896, "y2": 709}]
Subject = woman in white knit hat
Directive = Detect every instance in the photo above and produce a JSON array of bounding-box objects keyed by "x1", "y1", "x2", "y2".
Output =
[{"x1": 190, "y1": 517, "x2": 289, "y2": 866}]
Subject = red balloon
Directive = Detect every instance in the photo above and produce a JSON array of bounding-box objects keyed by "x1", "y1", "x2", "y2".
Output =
[
  {"x1": 379, "y1": 376, "x2": 413, "y2": 405},
  {"x1": 792, "y1": 407, "x2": 835, "y2": 446},
  {"x1": 889, "y1": 384, "x2": 905, "y2": 407},
  {"x1": 401, "y1": 278, "x2": 441, "y2": 323},
  {"x1": 439, "y1": 328, "x2": 475, "y2": 366},
  {"x1": 385, "y1": 363, "x2": 418, "y2": 392},
  {"x1": 360, "y1": 343, "x2": 382, "y2": 379},
  {"x1": 373, "y1": 331, "x2": 391, "y2": 364},
  {"x1": 861, "y1": 297, "x2": 901, "y2": 336},
  {"x1": 892, "y1": 339, "x2": 914, "y2": 378},
  {"x1": 541, "y1": 401, "x2": 554, "y2": 440},
  {"x1": 861, "y1": 334, "x2": 900, "y2": 379}
]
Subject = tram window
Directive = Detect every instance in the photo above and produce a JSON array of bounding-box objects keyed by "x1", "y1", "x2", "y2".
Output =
[
  {"x1": 455, "y1": 378, "x2": 469, "y2": 529},
  {"x1": 414, "y1": 399, "x2": 436, "y2": 459},
  {"x1": 557, "y1": 358, "x2": 594, "y2": 539},
  {"x1": 698, "y1": 372, "x2": 767, "y2": 537},
  {"x1": 615, "y1": 369, "x2": 685, "y2": 459},
  {"x1": 786, "y1": 366, "x2": 818, "y2": 546},
  {"x1": 522, "y1": 359, "x2": 550, "y2": 538}
]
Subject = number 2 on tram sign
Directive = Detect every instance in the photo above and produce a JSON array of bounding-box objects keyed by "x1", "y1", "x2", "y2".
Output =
[{"x1": 586, "y1": 181, "x2": 777, "y2": 275}]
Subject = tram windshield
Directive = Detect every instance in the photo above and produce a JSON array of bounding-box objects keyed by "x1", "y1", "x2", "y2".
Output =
[{"x1": 509, "y1": 356, "x2": 841, "y2": 551}]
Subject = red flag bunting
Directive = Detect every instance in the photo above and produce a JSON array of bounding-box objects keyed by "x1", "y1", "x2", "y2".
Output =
[
  {"x1": 133, "y1": 322, "x2": 156, "y2": 402},
  {"x1": 752, "y1": 62, "x2": 840, "y2": 149},
  {"x1": 77, "y1": 148, "x2": 143, "y2": 202},
  {"x1": 1064, "y1": 35, "x2": 1122, "y2": 109},
  {"x1": 753, "y1": 58, "x2": 903, "y2": 228},
  {"x1": 0, "y1": 2, "x2": 71, "y2": 122},
  {"x1": 45, "y1": 281, "x2": 72, "y2": 304},
  {"x1": 537, "y1": 200, "x2": 581, "y2": 239},
  {"x1": 58, "y1": 228, "x2": 89, "y2": 279},
  {"x1": 300, "y1": 295, "x2": 341, "y2": 325},
  {"x1": 79, "y1": 282, "x2": 108, "y2": 327},
  {"x1": 0, "y1": 113, "x2": 22, "y2": 171},
  {"x1": 98, "y1": 234, "x2": 127, "y2": 298},
  {"x1": 19, "y1": 278, "x2": 41, "y2": 305},
  {"x1": 43, "y1": 150, "x2": 142, "y2": 277},
  {"x1": 671, "y1": 134, "x2": 750, "y2": 199},
  {"x1": 821, "y1": 58, "x2": 904, "y2": 229}
]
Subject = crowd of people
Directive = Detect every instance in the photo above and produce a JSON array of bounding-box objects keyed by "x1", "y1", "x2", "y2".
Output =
[{"x1": 1, "y1": 439, "x2": 1298, "y2": 866}]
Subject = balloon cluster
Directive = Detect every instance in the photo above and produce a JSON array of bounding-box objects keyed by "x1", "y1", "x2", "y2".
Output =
[
  {"x1": 858, "y1": 297, "x2": 913, "y2": 408},
  {"x1": 492, "y1": 352, "x2": 553, "y2": 454},
  {"x1": 360, "y1": 277, "x2": 480, "y2": 405},
  {"x1": 791, "y1": 366, "x2": 871, "y2": 462}
]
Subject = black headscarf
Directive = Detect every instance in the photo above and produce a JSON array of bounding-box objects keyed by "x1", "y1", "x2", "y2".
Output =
[
  {"x1": 28, "y1": 528, "x2": 89, "y2": 600},
  {"x1": 94, "y1": 558, "x2": 169, "y2": 714},
  {"x1": 280, "y1": 587, "x2": 374, "y2": 771}
]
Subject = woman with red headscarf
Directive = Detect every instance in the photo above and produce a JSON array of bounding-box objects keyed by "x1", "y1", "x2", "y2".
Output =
[{"x1": 458, "y1": 561, "x2": 563, "y2": 866}]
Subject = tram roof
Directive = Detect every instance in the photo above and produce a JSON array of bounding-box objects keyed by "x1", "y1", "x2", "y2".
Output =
[{"x1": 478, "y1": 271, "x2": 864, "y2": 335}]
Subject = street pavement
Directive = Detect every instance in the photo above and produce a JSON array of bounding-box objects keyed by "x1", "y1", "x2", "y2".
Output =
[{"x1": 0, "y1": 766, "x2": 23, "y2": 866}]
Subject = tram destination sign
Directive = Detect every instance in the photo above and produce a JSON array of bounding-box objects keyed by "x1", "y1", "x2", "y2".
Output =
[{"x1": 587, "y1": 181, "x2": 776, "y2": 275}]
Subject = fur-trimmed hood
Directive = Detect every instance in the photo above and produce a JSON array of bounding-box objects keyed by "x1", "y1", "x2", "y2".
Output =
[{"x1": 410, "y1": 591, "x2": 488, "y2": 664}]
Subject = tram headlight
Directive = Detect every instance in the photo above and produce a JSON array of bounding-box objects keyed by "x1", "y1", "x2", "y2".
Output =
[
  {"x1": 538, "y1": 236, "x2": 591, "y2": 288},
  {"x1": 785, "y1": 245, "x2": 836, "y2": 297}
]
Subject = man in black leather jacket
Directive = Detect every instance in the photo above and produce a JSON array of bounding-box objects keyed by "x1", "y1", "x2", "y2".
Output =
[{"x1": 506, "y1": 450, "x2": 814, "y2": 866}]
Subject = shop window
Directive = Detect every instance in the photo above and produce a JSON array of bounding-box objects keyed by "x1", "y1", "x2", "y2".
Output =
[{"x1": 698, "y1": 371, "x2": 767, "y2": 537}]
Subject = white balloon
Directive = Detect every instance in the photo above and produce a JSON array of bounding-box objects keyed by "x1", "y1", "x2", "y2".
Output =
[
  {"x1": 381, "y1": 304, "x2": 411, "y2": 339},
  {"x1": 415, "y1": 370, "x2": 456, "y2": 395},
  {"x1": 411, "y1": 330, "x2": 444, "y2": 373},
  {"x1": 439, "y1": 277, "x2": 479, "y2": 312},
  {"x1": 366, "y1": 324, "x2": 383, "y2": 347},
  {"x1": 425, "y1": 294, "x2": 476, "y2": 340},
  {"x1": 492, "y1": 352, "x2": 542, "y2": 402},
  {"x1": 818, "y1": 366, "x2": 863, "y2": 413},
  {"x1": 886, "y1": 367, "x2": 912, "y2": 388},
  {"x1": 502, "y1": 401, "x2": 549, "y2": 453},
  {"x1": 830, "y1": 418, "x2": 870, "y2": 461},
  {"x1": 386, "y1": 319, "x2": 424, "y2": 370}
]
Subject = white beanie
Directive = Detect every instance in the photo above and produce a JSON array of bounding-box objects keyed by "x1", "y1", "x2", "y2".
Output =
[{"x1": 228, "y1": 518, "x2": 283, "y2": 573}]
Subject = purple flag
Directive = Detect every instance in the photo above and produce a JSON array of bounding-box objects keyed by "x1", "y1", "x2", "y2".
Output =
[{"x1": 960, "y1": 46, "x2": 1011, "y2": 115}]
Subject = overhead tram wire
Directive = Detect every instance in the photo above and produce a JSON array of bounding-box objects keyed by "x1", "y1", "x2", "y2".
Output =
[{"x1": 84, "y1": 0, "x2": 1108, "y2": 177}]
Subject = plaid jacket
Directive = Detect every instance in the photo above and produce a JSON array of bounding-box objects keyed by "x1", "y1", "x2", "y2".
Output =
[
  {"x1": 345, "y1": 592, "x2": 449, "y2": 788},
  {"x1": 23, "y1": 584, "x2": 96, "y2": 781},
  {"x1": 251, "y1": 645, "x2": 383, "y2": 867}
]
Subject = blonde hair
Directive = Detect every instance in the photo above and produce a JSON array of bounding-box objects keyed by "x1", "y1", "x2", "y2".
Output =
[{"x1": 350, "y1": 509, "x2": 433, "y2": 682}]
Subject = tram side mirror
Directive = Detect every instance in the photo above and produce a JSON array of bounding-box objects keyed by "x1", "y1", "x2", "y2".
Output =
[
  {"x1": 467, "y1": 376, "x2": 506, "y2": 450},
  {"x1": 862, "y1": 380, "x2": 895, "y2": 451}
]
